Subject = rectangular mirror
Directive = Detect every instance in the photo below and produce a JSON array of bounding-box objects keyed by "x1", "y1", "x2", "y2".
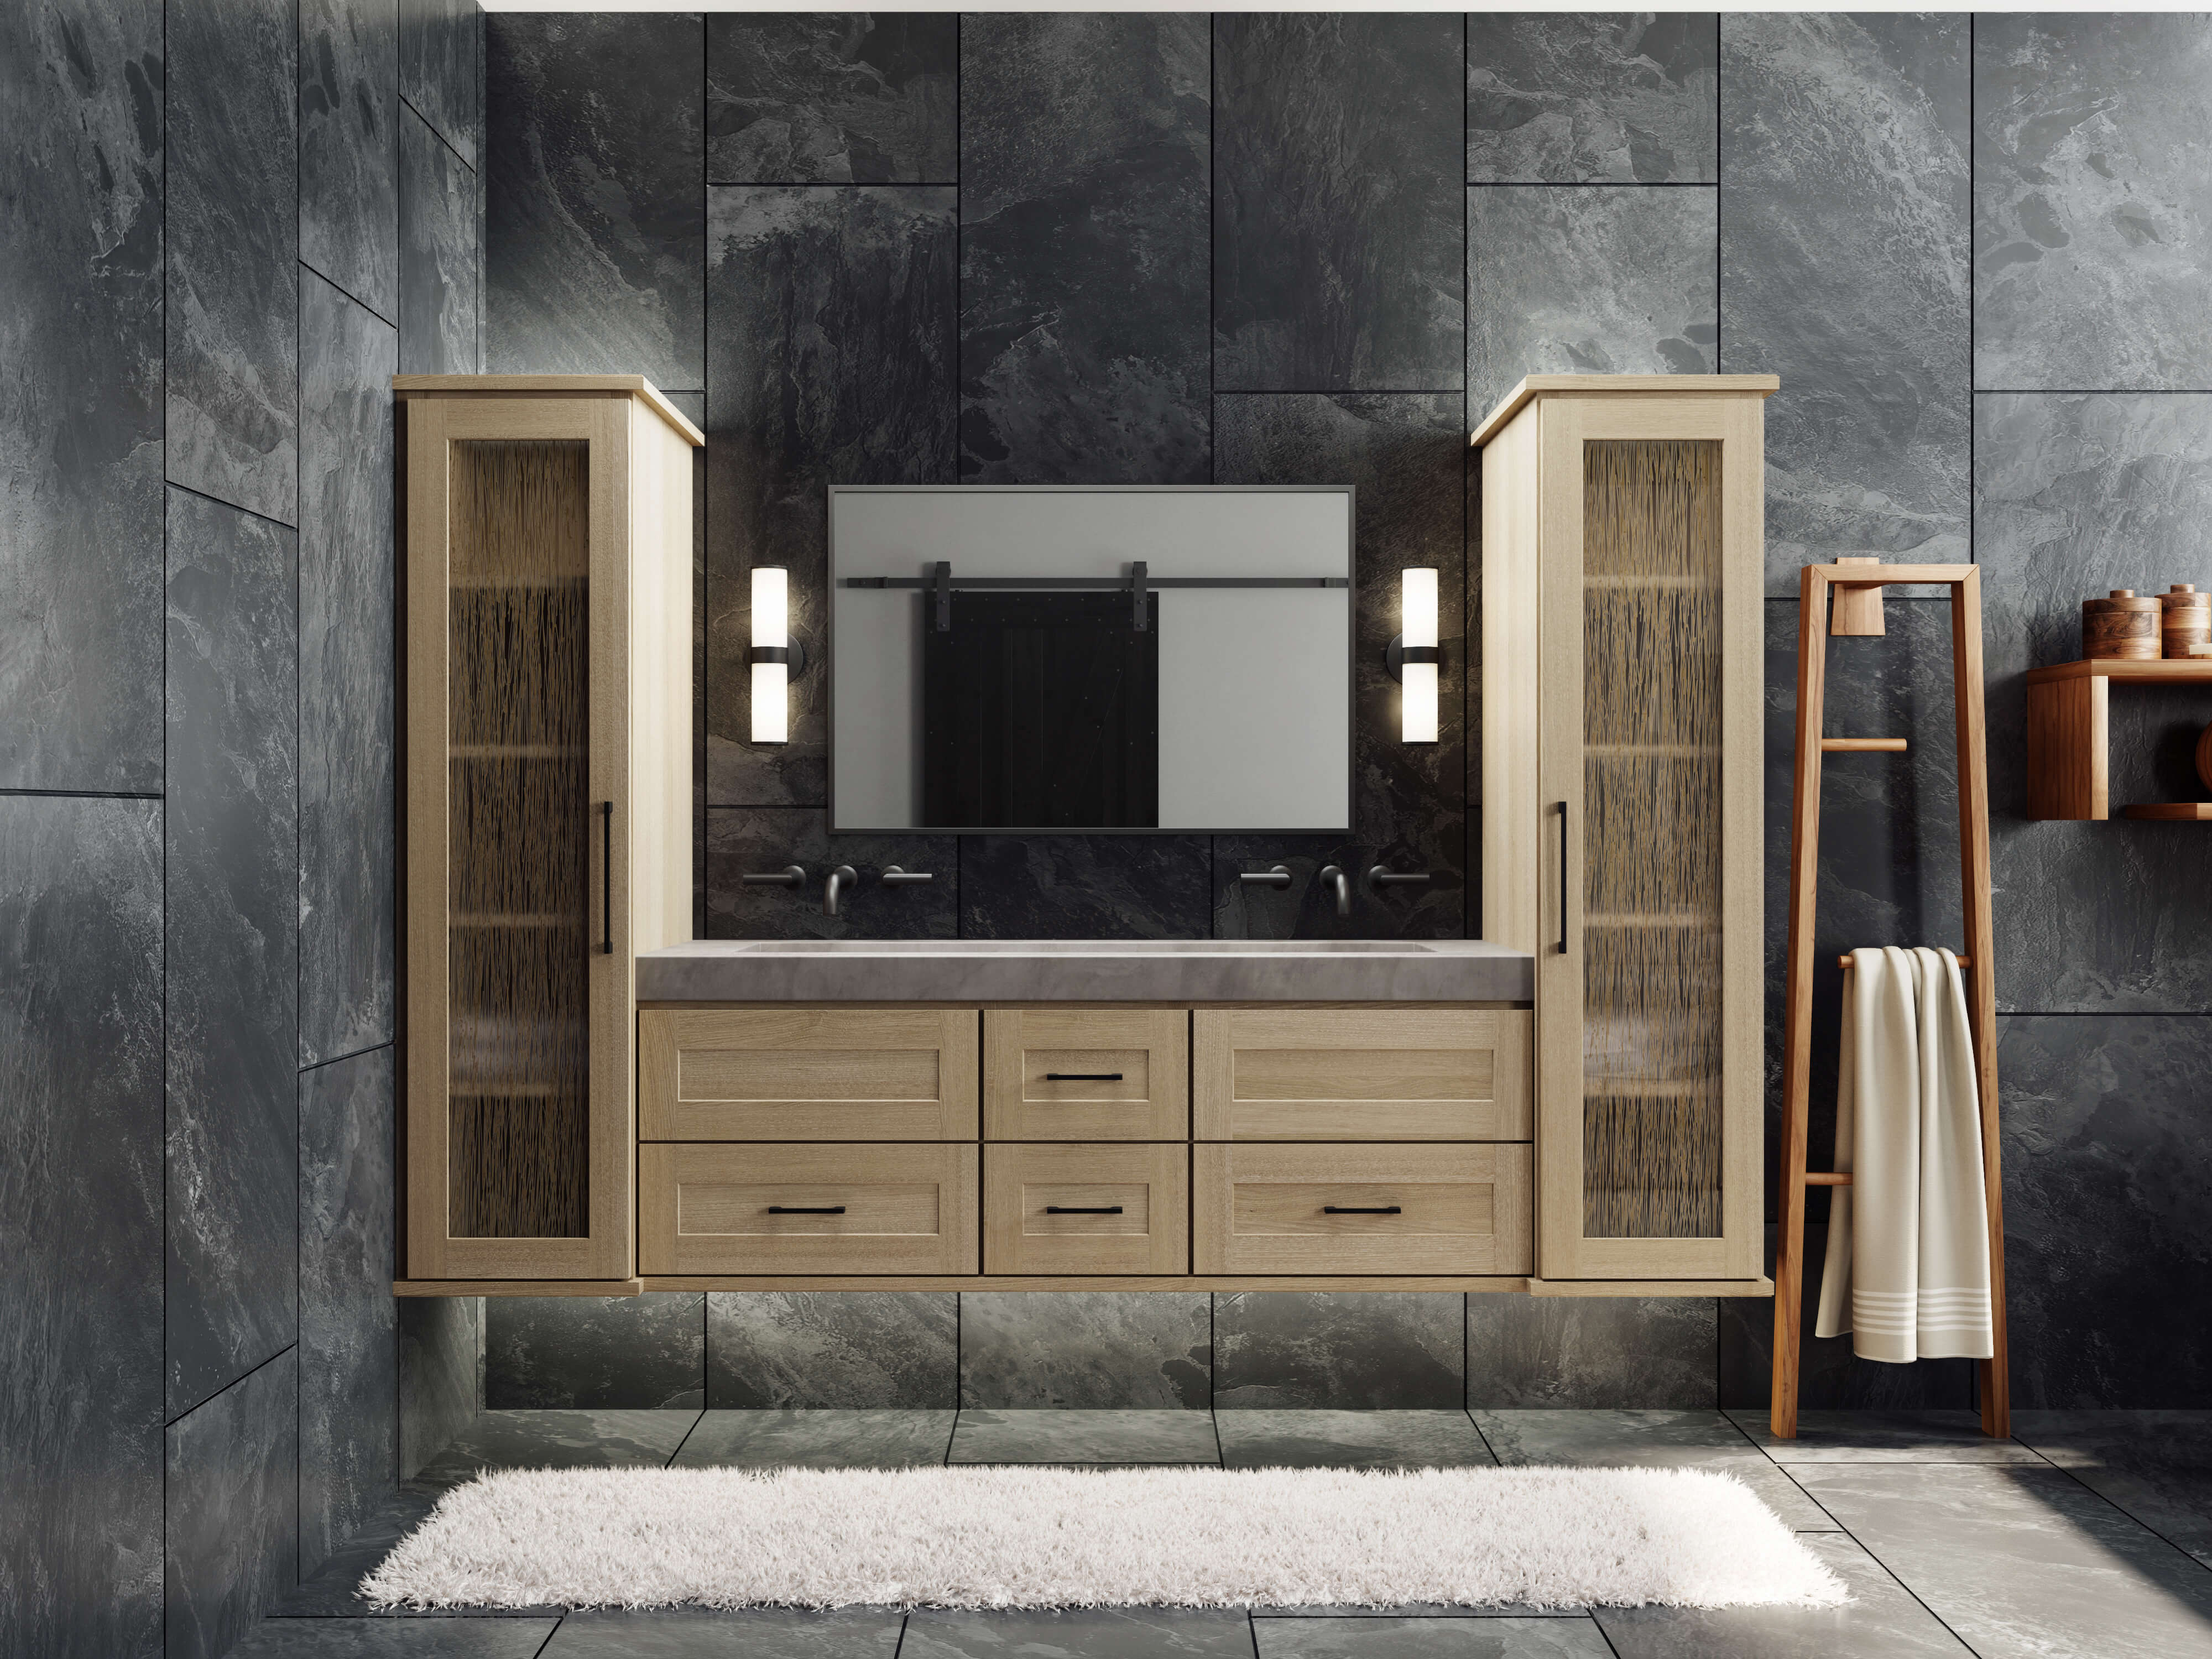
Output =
[{"x1": 829, "y1": 486, "x2": 1353, "y2": 833}]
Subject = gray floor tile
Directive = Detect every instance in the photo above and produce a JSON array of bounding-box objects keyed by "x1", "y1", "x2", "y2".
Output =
[
  {"x1": 947, "y1": 1410, "x2": 1220, "y2": 1465},
  {"x1": 1791, "y1": 1462, "x2": 2212, "y2": 1659},
  {"x1": 231, "y1": 1621, "x2": 558, "y2": 1656},
  {"x1": 1724, "y1": 1408, "x2": 2042, "y2": 1464},
  {"x1": 1592, "y1": 1532, "x2": 1971, "y2": 1657},
  {"x1": 409, "y1": 1410, "x2": 703, "y2": 1490},
  {"x1": 902, "y1": 1608, "x2": 1253, "y2": 1659},
  {"x1": 274, "y1": 1492, "x2": 562, "y2": 1621},
  {"x1": 670, "y1": 1410, "x2": 955, "y2": 1470},
  {"x1": 1473, "y1": 1410, "x2": 1834, "y2": 1531},
  {"x1": 542, "y1": 1607, "x2": 905, "y2": 1656},
  {"x1": 1254, "y1": 1616, "x2": 1614, "y2": 1658},
  {"x1": 2014, "y1": 1410, "x2": 2212, "y2": 1567},
  {"x1": 1218, "y1": 1411, "x2": 1496, "y2": 1470},
  {"x1": 1253, "y1": 1608, "x2": 1585, "y2": 1623}
]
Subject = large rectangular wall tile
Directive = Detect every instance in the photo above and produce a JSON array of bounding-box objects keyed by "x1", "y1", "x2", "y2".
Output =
[
  {"x1": 1466, "y1": 1295, "x2": 1716, "y2": 1409},
  {"x1": 168, "y1": 0, "x2": 297, "y2": 524},
  {"x1": 299, "y1": 271, "x2": 399, "y2": 1065},
  {"x1": 165, "y1": 1352, "x2": 299, "y2": 1659},
  {"x1": 0, "y1": 1, "x2": 164, "y2": 792},
  {"x1": 1976, "y1": 15, "x2": 2212, "y2": 392},
  {"x1": 705, "y1": 185, "x2": 956, "y2": 807},
  {"x1": 708, "y1": 13, "x2": 956, "y2": 184},
  {"x1": 1999, "y1": 1015, "x2": 2212, "y2": 1408},
  {"x1": 708, "y1": 1292, "x2": 958, "y2": 1408},
  {"x1": 398, "y1": 1295, "x2": 481, "y2": 1479},
  {"x1": 1721, "y1": 13, "x2": 1970, "y2": 592},
  {"x1": 1214, "y1": 1292, "x2": 1464, "y2": 1410},
  {"x1": 960, "y1": 836, "x2": 1212, "y2": 940},
  {"x1": 484, "y1": 12, "x2": 704, "y2": 387},
  {"x1": 1975, "y1": 393, "x2": 2212, "y2": 1013},
  {"x1": 166, "y1": 488, "x2": 299, "y2": 1417},
  {"x1": 1214, "y1": 393, "x2": 1467, "y2": 889},
  {"x1": 1467, "y1": 184, "x2": 1716, "y2": 427},
  {"x1": 301, "y1": 0, "x2": 400, "y2": 321},
  {"x1": 1468, "y1": 13, "x2": 1718, "y2": 184},
  {"x1": 486, "y1": 1294, "x2": 706, "y2": 1410},
  {"x1": 0, "y1": 798, "x2": 164, "y2": 1659},
  {"x1": 961, "y1": 1292, "x2": 1211, "y2": 1409},
  {"x1": 400, "y1": 0, "x2": 479, "y2": 168},
  {"x1": 298, "y1": 1047, "x2": 395, "y2": 1579},
  {"x1": 704, "y1": 809, "x2": 957, "y2": 939},
  {"x1": 399, "y1": 105, "x2": 478, "y2": 375},
  {"x1": 1213, "y1": 14, "x2": 1464, "y2": 392},
  {"x1": 959, "y1": 13, "x2": 1209, "y2": 483}
]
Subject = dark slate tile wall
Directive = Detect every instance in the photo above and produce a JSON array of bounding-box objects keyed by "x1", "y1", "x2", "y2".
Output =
[
  {"x1": 704, "y1": 810, "x2": 959, "y2": 939},
  {"x1": 168, "y1": 0, "x2": 298, "y2": 525},
  {"x1": 0, "y1": 0, "x2": 164, "y2": 794},
  {"x1": 399, "y1": 105, "x2": 481, "y2": 374},
  {"x1": 708, "y1": 1292, "x2": 959, "y2": 1408},
  {"x1": 1214, "y1": 1292, "x2": 1463, "y2": 1410},
  {"x1": 0, "y1": 798, "x2": 165, "y2": 1659},
  {"x1": 960, "y1": 1293, "x2": 1212, "y2": 1409},
  {"x1": 959, "y1": 13, "x2": 1211, "y2": 483},
  {"x1": 165, "y1": 487, "x2": 300, "y2": 1417},
  {"x1": 1213, "y1": 13, "x2": 1465, "y2": 392},
  {"x1": 1468, "y1": 1295, "x2": 1717, "y2": 1410},
  {"x1": 400, "y1": 0, "x2": 481, "y2": 168},
  {"x1": 1467, "y1": 14, "x2": 1718, "y2": 184},
  {"x1": 400, "y1": 1295, "x2": 484, "y2": 1480},
  {"x1": 483, "y1": 12, "x2": 705, "y2": 388},
  {"x1": 708, "y1": 12, "x2": 957, "y2": 184},
  {"x1": 165, "y1": 1353, "x2": 299, "y2": 1659},
  {"x1": 301, "y1": 0, "x2": 400, "y2": 322},
  {"x1": 486, "y1": 1295, "x2": 707, "y2": 1410}
]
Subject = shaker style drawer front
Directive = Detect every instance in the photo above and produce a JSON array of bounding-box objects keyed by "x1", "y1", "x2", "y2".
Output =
[
  {"x1": 1193, "y1": 1008, "x2": 1532, "y2": 1140},
  {"x1": 638, "y1": 1008, "x2": 979, "y2": 1141},
  {"x1": 983, "y1": 1008, "x2": 1190, "y2": 1141},
  {"x1": 983, "y1": 1142, "x2": 1189, "y2": 1276},
  {"x1": 1193, "y1": 1144, "x2": 1532, "y2": 1275},
  {"x1": 639, "y1": 1143, "x2": 979, "y2": 1275}
]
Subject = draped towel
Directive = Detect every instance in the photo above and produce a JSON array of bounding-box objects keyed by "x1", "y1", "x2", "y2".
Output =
[{"x1": 1814, "y1": 946, "x2": 1994, "y2": 1363}]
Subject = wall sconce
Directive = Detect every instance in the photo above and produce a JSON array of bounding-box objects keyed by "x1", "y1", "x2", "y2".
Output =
[
  {"x1": 749, "y1": 565, "x2": 806, "y2": 744},
  {"x1": 1387, "y1": 566, "x2": 1439, "y2": 744}
]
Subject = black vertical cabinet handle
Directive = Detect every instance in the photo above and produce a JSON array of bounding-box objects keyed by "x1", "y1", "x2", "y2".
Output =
[
  {"x1": 1556, "y1": 800, "x2": 1569, "y2": 956},
  {"x1": 601, "y1": 801, "x2": 614, "y2": 955}
]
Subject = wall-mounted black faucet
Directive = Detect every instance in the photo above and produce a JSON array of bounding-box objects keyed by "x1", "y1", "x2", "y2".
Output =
[
  {"x1": 822, "y1": 864, "x2": 859, "y2": 917},
  {"x1": 1316, "y1": 864, "x2": 1353, "y2": 916}
]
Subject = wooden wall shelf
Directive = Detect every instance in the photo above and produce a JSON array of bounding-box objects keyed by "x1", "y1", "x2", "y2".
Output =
[{"x1": 2025, "y1": 659, "x2": 2212, "y2": 821}]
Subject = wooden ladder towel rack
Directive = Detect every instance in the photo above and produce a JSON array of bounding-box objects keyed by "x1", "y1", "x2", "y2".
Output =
[{"x1": 1772, "y1": 558, "x2": 2010, "y2": 1439}]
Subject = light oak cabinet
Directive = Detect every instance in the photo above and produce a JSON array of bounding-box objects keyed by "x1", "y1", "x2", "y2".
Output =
[
  {"x1": 984, "y1": 1007, "x2": 1188, "y2": 1140},
  {"x1": 398, "y1": 378, "x2": 700, "y2": 1286},
  {"x1": 1193, "y1": 1007, "x2": 1530, "y2": 1141},
  {"x1": 640, "y1": 1143, "x2": 979, "y2": 1276},
  {"x1": 1477, "y1": 374, "x2": 1772, "y2": 1284},
  {"x1": 984, "y1": 1142, "x2": 1189, "y2": 1275},
  {"x1": 1193, "y1": 1144, "x2": 1532, "y2": 1275}
]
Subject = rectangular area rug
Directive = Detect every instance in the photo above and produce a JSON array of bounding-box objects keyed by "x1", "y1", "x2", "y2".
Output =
[{"x1": 363, "y1": 1465, "x2": 1848, "y2": 1612}]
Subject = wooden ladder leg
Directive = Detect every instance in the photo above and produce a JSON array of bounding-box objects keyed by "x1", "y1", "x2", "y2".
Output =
[
  {"x1": 1952, "y1": 572, "x2": 2011, "y2": 1438},
  {"x1": 1772, "y1": 566, "x2": 1832, "y2": 1439}
]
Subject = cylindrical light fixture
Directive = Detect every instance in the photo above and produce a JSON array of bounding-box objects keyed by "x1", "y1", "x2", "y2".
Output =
[
  {"x1": 750, "y1": 565, "x2": 790, "y2": 744},
  {"x1": 1398, "y1": 566, "x2": 1439, "y2": 744}
]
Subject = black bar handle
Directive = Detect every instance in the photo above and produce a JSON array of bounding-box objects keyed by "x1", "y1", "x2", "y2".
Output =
[
  {"x1": 1045, "y1": 1072, "x2": 1123, "y2": 1081},
  {"x1": 1323, "y1": 1205, "x2": 1404, "y2": 1215},
  {"x1": 767, "y1": 1205, "x2": 847, "y2": 1215},
  {"x1": 1556, "y1": 800, "x2": 1569, "y2": 956},
  {"x1": 1045, "y1": 1206, "x2": 1125, "y2": 1214},
  {"x1": 599, "y1": 801, "x2": 613, "y2": 955}
]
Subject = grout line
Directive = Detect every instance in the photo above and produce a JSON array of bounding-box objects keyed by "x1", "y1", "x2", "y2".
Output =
[
  {"x1": 300, "y1": 1037, "x2": 397, "y2": 1074},
  {"x1": 159, "y1": 0, "x2": 170, "y2": 1601},
  {"x1": 165, "y1": 1340, "x2": 299, "y2": 1431},
  {"x1": 298, "y1": 255, "x2": 397, "y2": 334},
  {"x1": 166, "y1": 477, "x2": 299, "y2": 535},
  {"x1": 294, "y1": 0, "x2": 306, "y2": 1577},
  {"x1": 0, "y1": 786, "x2": 166, "y2": 800}
]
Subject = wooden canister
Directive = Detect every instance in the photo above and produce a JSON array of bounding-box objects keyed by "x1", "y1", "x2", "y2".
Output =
[
  {"x1": 2083, "y1": 589, "x2": 2162, "y2": 660},
  {"x1": 2199, "y1": 722, "x2": 2212, "y2": 795},
  {"x1": 2161, "y1": 583, "x2": 2211, "y2": 657}
]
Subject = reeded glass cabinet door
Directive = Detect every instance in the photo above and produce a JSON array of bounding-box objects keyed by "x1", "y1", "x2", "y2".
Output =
[
  {"x1": 405, "y1": 395, "x2": 634, "y2": 1281},
  {"x1": 1536, "y1": 396, "x2": 1762, "y2": 1281}
]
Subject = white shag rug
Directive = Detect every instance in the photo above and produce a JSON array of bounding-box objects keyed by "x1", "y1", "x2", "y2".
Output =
[{"x1": 362, "y1": 1465, "x2": 1846, "y2": 1613}]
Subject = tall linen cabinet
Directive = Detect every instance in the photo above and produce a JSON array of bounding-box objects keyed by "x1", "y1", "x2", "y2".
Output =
[
  {"x1": 397, "y1": 377, "x2": 701, "y2": 1288},
  {"x1": 1476, "y1": 375, "x2": 1775, "y2": 1287}
]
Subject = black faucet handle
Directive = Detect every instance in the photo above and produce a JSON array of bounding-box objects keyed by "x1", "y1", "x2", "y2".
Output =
[
  {"x1": 1239, "y1": 864, "x2": 1293, "y2": 888},
  {"x1": 741, "y1": 864, "x2": 806, "y2": 887},
  {"x1": 880, "y1": 865, "x2": 934, "y2": 885},
  {"x1": 1366, "y1": 865, "x2": 1435, "y2": 890}
]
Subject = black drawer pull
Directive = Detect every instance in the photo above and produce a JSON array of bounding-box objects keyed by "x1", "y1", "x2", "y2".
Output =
[
  {"x1": 1045, "y1": 1205, "x2": 1125, "y2": 1214},
  {"x1": 767, "y1": 1204, "x2": 846, "y2": 1215},
  {"x1": 1045, "y1": 1072, "x2": 1123, "y2": 1081},
  {"x1": 1323, "y1": 1205, "x2": 1403, "y2": 1215}
]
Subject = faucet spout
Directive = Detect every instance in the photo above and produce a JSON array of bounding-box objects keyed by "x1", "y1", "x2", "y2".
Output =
[
  {"x1": 1317, "y1": 864, "x2": 1353, "y2": 917},
  {"x1": 823, "y1": 864, "x2": 858, "y2": 917}
]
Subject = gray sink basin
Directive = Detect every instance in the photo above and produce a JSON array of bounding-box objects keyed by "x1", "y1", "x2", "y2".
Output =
[{"x1": 635, "y1": 937, "x2": 1533, "y2": 1003}]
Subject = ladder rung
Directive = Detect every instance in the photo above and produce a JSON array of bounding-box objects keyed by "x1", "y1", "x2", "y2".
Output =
[
  {"x1": 1837, "y1": 953, "x2": 1971, "y2": 970},
  {"x1": 1820, "y1": 737, "x2": 1908, "y2": 752},
  {"x1": 1804, "y1": 1172, "x2": 1854, "y2": 1187}
]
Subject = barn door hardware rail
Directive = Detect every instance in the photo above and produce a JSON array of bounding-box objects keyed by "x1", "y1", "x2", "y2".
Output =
[{"x1": 844, "y1": 561, "x2": 1350, "y2": 632}]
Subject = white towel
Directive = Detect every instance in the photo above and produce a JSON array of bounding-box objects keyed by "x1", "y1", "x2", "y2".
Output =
[{"x1": 1814, "y1": 946, "x2": 1995, "y2": 1362}]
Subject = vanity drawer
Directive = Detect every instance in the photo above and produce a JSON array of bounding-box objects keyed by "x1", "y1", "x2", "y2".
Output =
[
  {"x1": 1193, "y1": 1007, "x2": 1531, "y2": 1140},
  {"x1": 1193, "y1": 1143, "x2": 1531, "y2": 1275},
  {"x1": 983, "y1": 1008, "x2": 1189, "y2": 1141},
  {"x1": 639, "y1": 1008, "x2": 979, "y2": 1141},
  {"x1": 639, "y1": 1143, "x2": 979, "y2": 1275},
  {"x1": 983, "y1": 1143, "x2": 1189, "y2": 1276}
]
